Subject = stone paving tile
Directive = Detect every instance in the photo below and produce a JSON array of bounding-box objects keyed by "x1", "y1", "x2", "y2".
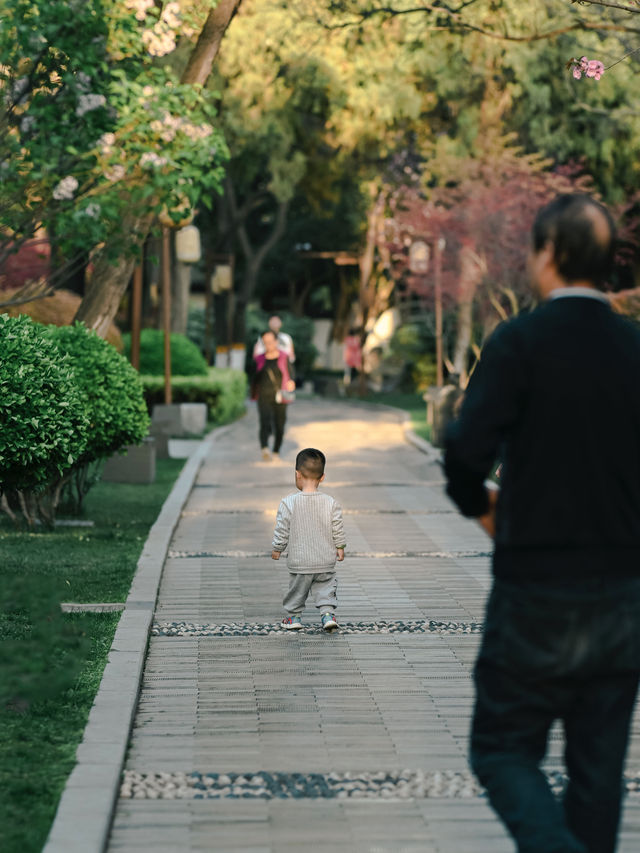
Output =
[{"x1": 107, "y1": 400, "x2": 640, "y2": 852}]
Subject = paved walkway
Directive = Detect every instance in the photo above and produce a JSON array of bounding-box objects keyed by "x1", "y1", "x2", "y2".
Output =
[{"x1": 107, "y1": 399, "x2": 640, "y2": 852}]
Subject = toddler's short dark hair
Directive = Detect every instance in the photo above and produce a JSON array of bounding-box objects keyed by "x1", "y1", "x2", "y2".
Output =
[{"x1": 296, "y1": 448, "x2": 325, "y2": 479}]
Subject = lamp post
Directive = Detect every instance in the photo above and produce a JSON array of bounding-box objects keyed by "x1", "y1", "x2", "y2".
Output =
[
  {"x1": 409, "y1": 237, "x2": 445, "y2": 387},
  {"x1": 434, "y1": 236, "x2": 445, "y2": 388}
]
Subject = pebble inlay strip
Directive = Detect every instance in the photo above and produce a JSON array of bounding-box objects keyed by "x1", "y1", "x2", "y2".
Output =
[
  {"x1": 120, "y1": 769, "x2": 640, "y2": 800},
  {"x1": 168, "y1": 549, "x2": 491, "y2": 560},
  {"x1": 151, "y1": 619, "x2": 483, "y2": 637}
]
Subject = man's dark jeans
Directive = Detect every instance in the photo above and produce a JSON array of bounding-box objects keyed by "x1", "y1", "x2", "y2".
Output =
[{"x1": 471, "y1": 577, "x2": 640, "y2": 853}]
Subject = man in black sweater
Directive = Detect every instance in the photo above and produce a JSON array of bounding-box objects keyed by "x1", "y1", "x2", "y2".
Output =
[{"x1": 445, "y1": 194, "x2": 640, "y2": 853}]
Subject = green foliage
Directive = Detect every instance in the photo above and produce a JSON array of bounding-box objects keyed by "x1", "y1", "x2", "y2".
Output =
[
  {"x1": 122, "y1": 328, "x2": 208, "y2": 376},
  {"x1": 1, "y1": 0, "x2": 228, "y2": 264},
  {"x1": 279, "y1": 313, "x2": 318, "y2": 377},
  {"x1": 388, "y1": 323, "x2": 437, "y2": 392},
  {"x1": 0, "y1": 315, "x2": 89, "y2": 493},
  {"x1": 46, "y1": 324, "x2": 150, "y2": 462},
  {"x1": 186, "y1": 305, "x2": 209, "y2": 355},
  {"x1": 245, "y1": 304, "x2": 268, "y2": 360},
  {"x1": 140, "y1": 368, "x2": 247, "y2": 425}
]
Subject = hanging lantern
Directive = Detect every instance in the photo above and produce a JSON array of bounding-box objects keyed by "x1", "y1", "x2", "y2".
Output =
[
  {"x1": 175, "y1": 224, "x2": 201, "y2": 264},
  {"x1": 409, "y1": 239, "x2": 430, "y2": 274}
]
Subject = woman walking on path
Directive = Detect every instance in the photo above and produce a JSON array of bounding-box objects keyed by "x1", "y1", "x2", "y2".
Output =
[{"x1": 252, "y1": 330, "x2": 295, "y2": 461}]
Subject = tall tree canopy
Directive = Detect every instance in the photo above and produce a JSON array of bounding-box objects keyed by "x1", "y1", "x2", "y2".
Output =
[{"x1": 3, "y1": 0, "x2": 638, "y2": 342}]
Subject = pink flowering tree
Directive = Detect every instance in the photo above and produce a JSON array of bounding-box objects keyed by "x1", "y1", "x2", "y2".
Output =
[{"x1": 377, "y1": 153, "x2": 596, "y2": 385}]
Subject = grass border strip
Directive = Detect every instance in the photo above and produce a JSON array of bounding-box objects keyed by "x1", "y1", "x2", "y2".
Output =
[{"x1": 43, "y1": 424, "x2": 234, "y2": 853}]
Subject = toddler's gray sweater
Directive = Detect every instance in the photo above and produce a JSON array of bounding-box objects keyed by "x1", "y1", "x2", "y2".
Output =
[{"x1": 272, "y1": 491, "x2": 346, "y2": 573}]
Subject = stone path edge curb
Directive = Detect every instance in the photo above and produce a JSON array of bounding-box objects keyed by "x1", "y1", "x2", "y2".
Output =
[
  {"x1": 377, "y1": 403, "x2": 442, "y2": 463},
  {"x1": 43, "y1": 423, "x2": 234, "y2": 853}
]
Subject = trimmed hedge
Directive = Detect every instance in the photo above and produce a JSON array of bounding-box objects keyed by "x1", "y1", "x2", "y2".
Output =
[
  {"x1": 122, "y1": 329, "x2": 208, "y2": 376},
  {"x1": 0, "y1": 315, "x2": 151, "y2": 522},
  {"x1": 46, "y1": 324, "x2": 150, "y2": 462},
  {"x1": 140, "y1": 368, "x2": 247, "y2": 425},
  {"x1": 0, "y1": 314, "x2": 90, "y2": 493}
]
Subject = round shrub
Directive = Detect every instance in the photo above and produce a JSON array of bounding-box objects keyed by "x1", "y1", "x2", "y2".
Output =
[
  {"x1": 46, "y1": 323, "x2": 150, "y2": 461},
  {"x1": 0, "y1": 314, "x2": 90, "y2": 493},
  {"x1": 122, "y1": 329, "x2": 208, "y2": 376}
]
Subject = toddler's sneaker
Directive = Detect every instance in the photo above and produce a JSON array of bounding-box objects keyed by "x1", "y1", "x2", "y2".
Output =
[
  {"x1": 281, "y1": 614, "x2": 303, "y2": 630},
  {"x1": 321, "y1": 612, "x2": 338, "y2": 631}
]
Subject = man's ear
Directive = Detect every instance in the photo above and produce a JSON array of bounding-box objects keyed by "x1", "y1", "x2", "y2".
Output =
[
  {"x1": 530, "y1": 240, "x2": 558, "y2": 299},
  {"x1": 319, "y1": 473, "x2": 325, "y2": 484},
  {"x1": 542, "y1": 240, "x2": 556, "y2": 267}
]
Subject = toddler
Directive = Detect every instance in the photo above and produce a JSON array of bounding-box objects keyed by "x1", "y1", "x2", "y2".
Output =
[{"x1": 271, "y1": 448, "x2": 346, "y2": 631}]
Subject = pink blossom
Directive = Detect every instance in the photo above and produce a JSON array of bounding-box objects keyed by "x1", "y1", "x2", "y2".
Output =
[
  {"x1": 586, "y1": 60, "x2": 604, "y2": 81},
  {"x1": 569, "y1": 56, "x2": 604, "y2": 82}
]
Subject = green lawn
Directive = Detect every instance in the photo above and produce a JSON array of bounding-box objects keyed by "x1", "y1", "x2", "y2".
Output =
[{"x1": 0, "y1": 458, "x2": 184, "y2": 853}]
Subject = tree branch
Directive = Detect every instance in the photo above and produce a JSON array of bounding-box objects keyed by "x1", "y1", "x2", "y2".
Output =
[
  {"x1": 225, "y1": 176, "x2": 252, "y2": 259},
  {"x1": 253, "y1": 199, "x2": 289, "y2": 273},
  {"x1": 569, "y1": 1, "x2": 640, "y2": 13},
  {"x1": 320, "y1": 3, "x2": 640, "y2": 40}
]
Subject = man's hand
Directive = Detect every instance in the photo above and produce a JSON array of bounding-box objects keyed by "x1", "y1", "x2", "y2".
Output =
[
  {"x1": 271, "y1": 550, "x2": 281, "y2": 560},
  {"x1": 336, "y1": 548, "x2": 345, "y2": 562},
  {"x1": 478, "y1": 487, "x2": 499, "y2": 539}
]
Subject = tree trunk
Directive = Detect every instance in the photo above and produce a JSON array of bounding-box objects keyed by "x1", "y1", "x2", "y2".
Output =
[
  {"x1": 358, "y1": 187, "x2": 386, "y2": 338},
  {"x1": 452, "y1": 243, "x2": 486, "y2": 382},
  {"x1": 171, "y1": 260, "x2": 191, "y2": 334},
  {"x1": 74, "y1": 211, "x2": 154, "y2": 336},
  {"x1": 288, "y1": 275, "x2": 312, "y2": 317},
  {"x1": 230, "y1": 181, "x2": 289, "y2": 344},
  {"x1": 232, "y1": 292, "x2": 248, "y2": 347},
  {"x1": 181, "y1": 0, "x2": 244, "y2": 85},
  {"x1": 213, "y1": 291, "x2": 231, "y2": 365},
  {"x1": 332, "y1": 266, "x2": 354, "y2": 342}
]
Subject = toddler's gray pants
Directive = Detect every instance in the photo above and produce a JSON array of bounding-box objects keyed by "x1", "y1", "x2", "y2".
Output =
[{"x1": 283, "y1": 572, "x2": 337, "y2": 615}]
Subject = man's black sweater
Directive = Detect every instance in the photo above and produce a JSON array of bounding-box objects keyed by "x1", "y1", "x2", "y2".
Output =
[{"x1": 445, "y1": 294, "x2": 640, "y2": 581}]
